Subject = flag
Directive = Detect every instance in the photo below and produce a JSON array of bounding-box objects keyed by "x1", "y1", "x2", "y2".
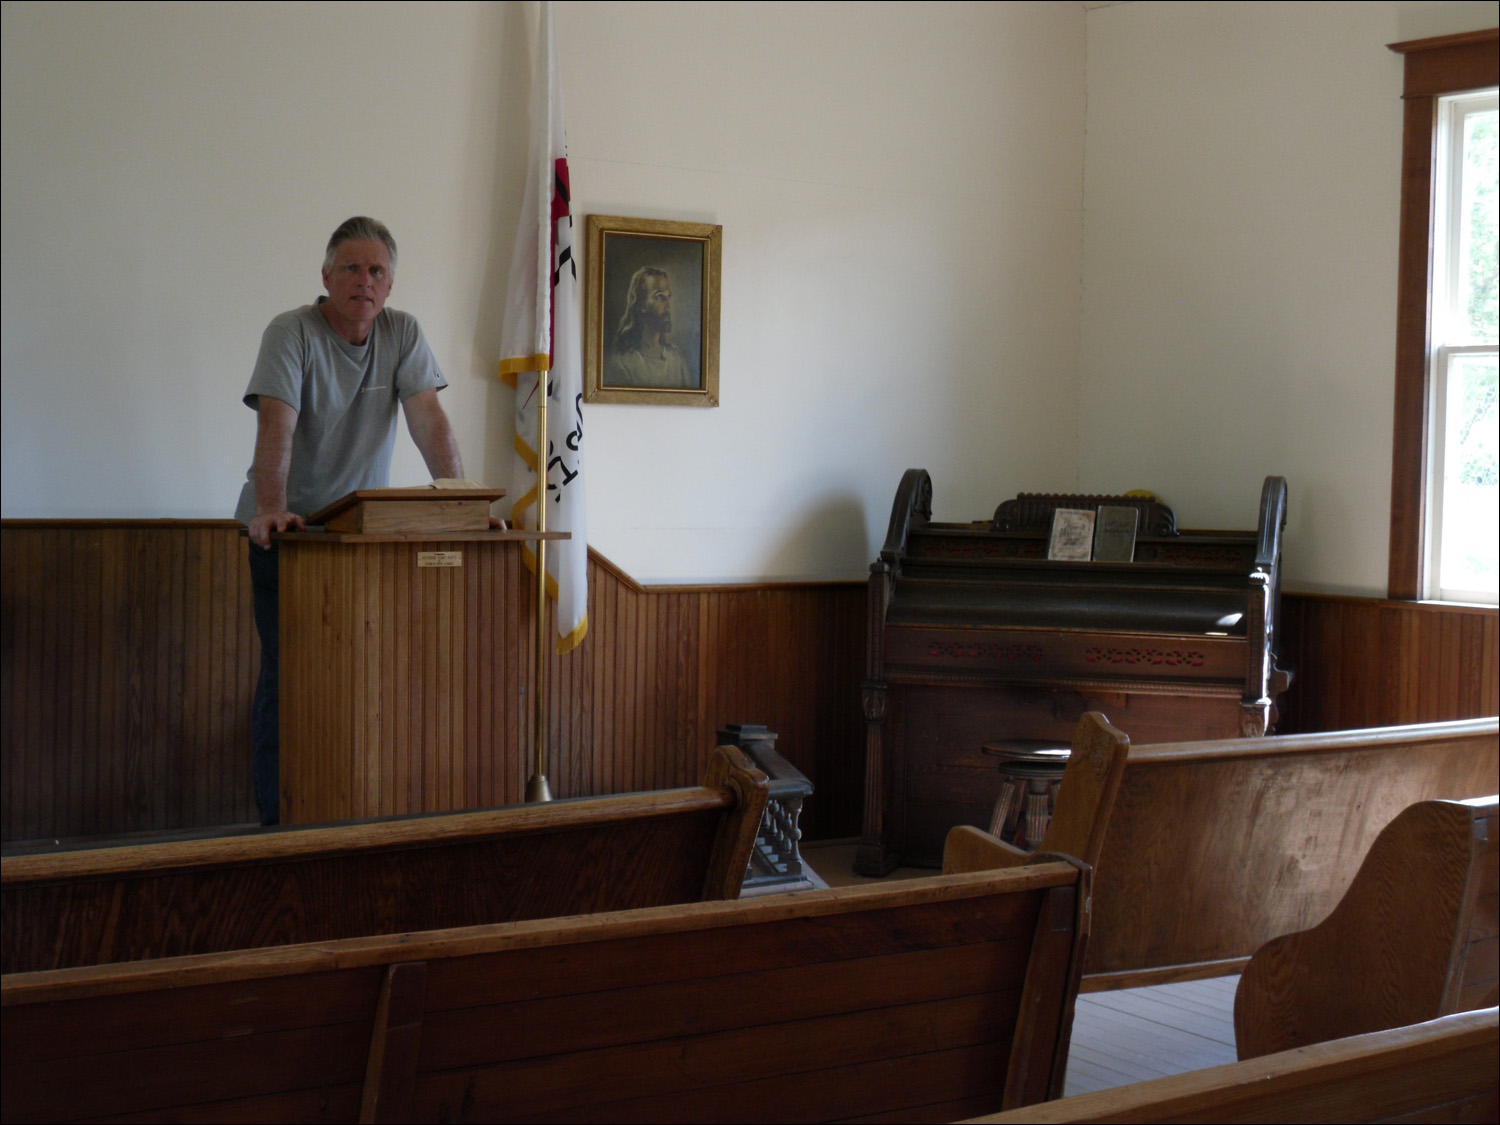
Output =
[{"x1": 499, "y1": 0, "x2": 587, "y2": 654}]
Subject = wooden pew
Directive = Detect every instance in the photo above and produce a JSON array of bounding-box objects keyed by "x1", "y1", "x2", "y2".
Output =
[
  {"x1": 1085, "y1": 716, "x2": 1498, "y2": 989},
  {"x1": 0, "y1": 859, "x2": 1091, "y2": 1123},
  {"x1": 966, "y1": 1007, "x2": 1499, "y2": 1124},
  {"x1": 945, "y1": 713, "x2": 1131, "y2": 876},
  {"x1": 1, "y1": 744, "x2": 767, "y2": 974},
  {"x1": 1235, "y1": 795, "x2": 1498, "y2": 1059}
]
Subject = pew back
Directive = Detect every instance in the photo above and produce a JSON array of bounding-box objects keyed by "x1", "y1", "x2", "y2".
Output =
[
  {"x1": 945, "y1": 712, "x2": 1130, "y2": 875},
  {"x1": 966, "y1": 1008, "x2": 1498, "y2": 1124},
  {"x1": 1234, "y1": 796, "x2": 1498, "y2": 1059},
  {"x1": 1, "y1": 862, "x2": 1089, "y2": 1124},
  {"x1": 1086, "y1": 716, "x2": 1498, "y2": 987},
  {"x1": 1, "y1": 744, "x2": 768, "y2": 974}
]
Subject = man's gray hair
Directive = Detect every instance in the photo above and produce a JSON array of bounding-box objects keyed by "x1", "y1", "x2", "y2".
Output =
[{"x1": 323, "y1": 216, "x2": 398, "y2": 275}]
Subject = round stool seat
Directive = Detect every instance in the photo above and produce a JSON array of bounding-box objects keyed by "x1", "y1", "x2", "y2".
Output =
[{"x1": 981, "y1": 740, "x2": 1070, "y2": 851}]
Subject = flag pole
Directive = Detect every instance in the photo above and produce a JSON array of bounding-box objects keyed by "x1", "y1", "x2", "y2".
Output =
[{"x1": 525, "y1": 369, "x2": 553, "y2": 803}]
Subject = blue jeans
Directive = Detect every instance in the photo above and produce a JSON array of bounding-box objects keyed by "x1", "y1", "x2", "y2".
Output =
[{"x1": 248, "y1": 541, "x2": 280, "y2": 825}]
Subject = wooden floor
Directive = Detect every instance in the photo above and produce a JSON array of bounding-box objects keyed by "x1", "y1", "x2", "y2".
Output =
[
  {"x1": 1065, "y1": 976, "x2": 1239, "y2": 1095},
  {"x1": 802, "y1": 842, "x2": 1241, "y2": 1097}
]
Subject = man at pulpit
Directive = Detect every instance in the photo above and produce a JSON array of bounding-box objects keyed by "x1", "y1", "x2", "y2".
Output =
[{"x1": 232, "y1": 216, "x2": 472, "y2": 825}]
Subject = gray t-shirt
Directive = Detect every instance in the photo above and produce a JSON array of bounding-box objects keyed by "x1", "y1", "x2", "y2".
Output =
[{"x1": 234, "y1": 300, "x2": 447, "y2": 524}]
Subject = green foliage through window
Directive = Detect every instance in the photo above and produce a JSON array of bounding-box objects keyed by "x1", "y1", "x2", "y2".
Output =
[{"x1": 1465, "y1": 111, "x2": 1497, "y2": 342}]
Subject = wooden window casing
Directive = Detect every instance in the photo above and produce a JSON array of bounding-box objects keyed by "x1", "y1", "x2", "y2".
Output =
[{"x1": 1387, "y1": 28, "x2": 1498, "y2": 599}]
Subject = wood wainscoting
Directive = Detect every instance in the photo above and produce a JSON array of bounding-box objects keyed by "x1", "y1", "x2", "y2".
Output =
[
  {"x1": 2, "y1": 521, "x2": 258, "y2": 841},
  {"x1": 0, "y1": 521, "x2": 864, "y2": 843},
  {"x1": 1278, "y1": 594, "x2": 1498, "y2": 733},
  {"x1": 1, "y1": 520, "x2": 1495, "y2": 844}
]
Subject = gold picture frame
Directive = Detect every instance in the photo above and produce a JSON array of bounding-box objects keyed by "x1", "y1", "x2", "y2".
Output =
[{"x1": 584, "y1": 215, "x2": 721, "y2": 406}]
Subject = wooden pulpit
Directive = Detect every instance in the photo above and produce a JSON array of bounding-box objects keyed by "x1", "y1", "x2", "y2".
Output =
[{"x1": 275, "y1": 487, "x2": 566, "y2": 824}]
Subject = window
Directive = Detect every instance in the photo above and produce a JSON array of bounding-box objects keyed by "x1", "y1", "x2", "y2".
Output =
[
  {"x1": 1426, "y1": 91, "x2": 1498, "y2": 601},
  {"x1": 1388, "y1": 29, "x2": 1499, "y2": 603}
]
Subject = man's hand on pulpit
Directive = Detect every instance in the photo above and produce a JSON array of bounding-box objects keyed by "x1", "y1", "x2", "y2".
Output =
[{"x1": 249, "y1": 510, "x2": 306, "y2": 549}]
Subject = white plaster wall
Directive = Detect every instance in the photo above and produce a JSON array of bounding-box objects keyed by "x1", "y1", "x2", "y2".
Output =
[
  {"x1": 561, "y1": 1, "x2": 1086, "y2": 580},
  {"x1": 1079, "y1": 0, "x2": 1498, "y2": 595},
  {"x1": 1, "y1": 1, "x2": 529, "y2": 519},
  {"x1": 1, "y1": 1, "x2": 1087, "y2": 584}
]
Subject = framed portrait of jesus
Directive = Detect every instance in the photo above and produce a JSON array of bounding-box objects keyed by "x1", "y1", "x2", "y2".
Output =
[{"x1": 583, "y1": 215, "x2": 721, "y2": 406}]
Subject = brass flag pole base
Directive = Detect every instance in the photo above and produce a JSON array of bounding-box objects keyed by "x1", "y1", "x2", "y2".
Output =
[{"x1": 525, "y1": 772, "x2": 553, "y2": 803}]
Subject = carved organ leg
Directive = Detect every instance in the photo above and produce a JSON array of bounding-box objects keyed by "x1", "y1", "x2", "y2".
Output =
[
  {"x1": 1241, "y1": 698, "x2": 1270, "y2": 737},
  {"x1": 854, "y1": 681, "x2": 897, "y2": 876}
]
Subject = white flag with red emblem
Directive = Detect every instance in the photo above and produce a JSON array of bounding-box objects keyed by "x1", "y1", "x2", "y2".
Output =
[{"x1": 498, "y1": 0, "x2": 587, "y2": 653}]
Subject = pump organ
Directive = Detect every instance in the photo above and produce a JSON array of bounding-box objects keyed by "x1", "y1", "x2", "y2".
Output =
[{"x1": 857, "y1": 472, "x2": 1291, "y2": 874}]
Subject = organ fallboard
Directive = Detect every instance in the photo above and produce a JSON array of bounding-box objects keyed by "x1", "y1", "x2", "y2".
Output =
[{"x1": 856, "y1": 471, "x2": 1291, "y2": 874}]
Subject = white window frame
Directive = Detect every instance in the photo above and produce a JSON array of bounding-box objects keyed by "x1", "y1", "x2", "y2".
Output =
[{"x1": 1424, "y1": 90, "x2": 1498, "y2": 604}]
